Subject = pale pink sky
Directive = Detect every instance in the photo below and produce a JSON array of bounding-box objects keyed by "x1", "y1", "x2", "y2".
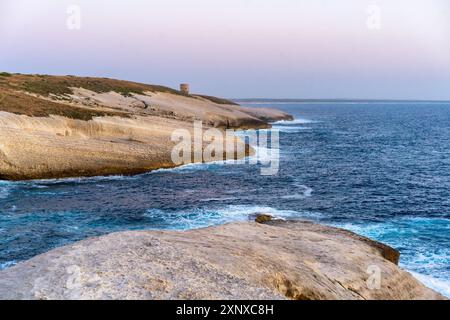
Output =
[{"x1": 1, "y1": 0, "x2": 449, "y2": 99}]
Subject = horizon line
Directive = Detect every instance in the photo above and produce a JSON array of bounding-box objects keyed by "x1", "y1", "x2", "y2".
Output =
[{"x1": 231, "y1": 98, "x2": 450, "y2": 103}]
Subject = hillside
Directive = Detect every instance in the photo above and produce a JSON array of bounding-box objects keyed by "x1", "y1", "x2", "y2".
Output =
[
  {"x1": 0, "y1": 73, "x2": 291, "y2": 127},
  {"x1": 0, "y1": 73, "x2": 292, "y2": 180}
]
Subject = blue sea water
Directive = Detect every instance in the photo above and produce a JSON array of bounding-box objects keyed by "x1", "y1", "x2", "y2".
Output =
[{"x1": 1, "y1": 102, "x2": 449, "y2": 297}]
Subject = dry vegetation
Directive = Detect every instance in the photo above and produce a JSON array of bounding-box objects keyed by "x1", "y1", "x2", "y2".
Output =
[
  {"x1": 0, "y1": 73, "x2": 189, "y2": 119},
  {"x1": 2, "y1": 73, "x2": 184, "y2": 96},
  {"x1": 0, "y1": 73, "x2": 241, "y2": 120},
  {"x1": 195, "y1": 94, "x2": 239, "y2": 105}
]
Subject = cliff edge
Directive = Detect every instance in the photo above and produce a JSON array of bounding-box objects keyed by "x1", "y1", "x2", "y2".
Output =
[{"x1": 0, "y1": 73, "x2": 292, "y2": 180}]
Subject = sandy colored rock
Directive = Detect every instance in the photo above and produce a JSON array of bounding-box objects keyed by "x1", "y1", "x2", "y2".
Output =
[
  {"x1": 0, "y1": 220, "x2": 444, "y2": 300},
  {"x1": 0, "y1": 74, "x2": 292, "y2": 180},
  {"x1": 0, "y1": 112, "x2": 253, "y2": 180}
]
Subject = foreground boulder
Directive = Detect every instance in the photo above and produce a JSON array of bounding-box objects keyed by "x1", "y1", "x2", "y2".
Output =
[{"x1": 0, "y1": 220, "x2": 444, "y2": 300}]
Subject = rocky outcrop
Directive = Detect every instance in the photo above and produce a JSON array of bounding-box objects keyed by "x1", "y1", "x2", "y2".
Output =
[
  {"x1": 0, "y1": 112, "x2": 251, "y2": 180},
  {"x1": 0, "y1": 220, "x2": 444, "y2": 300},
  {"x1": 0, "y1": 73, "x2": 292, "y2": 180}
]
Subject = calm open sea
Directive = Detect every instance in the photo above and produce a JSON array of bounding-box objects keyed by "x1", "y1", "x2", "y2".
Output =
[{"x1": 1, "y1": 101, "x2": 449, "y2": 296}]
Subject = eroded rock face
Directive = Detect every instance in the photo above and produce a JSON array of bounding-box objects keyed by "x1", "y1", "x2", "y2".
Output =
[
  {"x1": 0, "y1": 74, "x2": 293, "y2": 180},
  {"x1": 0, "y1": 113, "x2": 252, "y2": 180},
  {"x1": 0, "y1": 221, "x2": 444, "y2": 300}
]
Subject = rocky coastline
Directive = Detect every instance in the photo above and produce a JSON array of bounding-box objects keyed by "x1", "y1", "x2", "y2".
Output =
[
  {"x1": 1, "y1": 73, "x2": 442, "y2": 301},
  {"x1": 0, "y1": 216, "x2": 444, "y2": 300},
  {"x1": 0, "y1": 73, "x2": 292, "y2": 180}
]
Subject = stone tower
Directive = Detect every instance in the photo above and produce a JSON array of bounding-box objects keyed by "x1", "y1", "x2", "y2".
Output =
[{"x1": 180, "y1": 83, "x2": 190, "y2": 94}]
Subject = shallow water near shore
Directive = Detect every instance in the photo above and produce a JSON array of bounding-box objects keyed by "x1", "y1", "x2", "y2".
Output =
[{"x1": 1, "y1": 102, "x2": 450, "y2": 297}]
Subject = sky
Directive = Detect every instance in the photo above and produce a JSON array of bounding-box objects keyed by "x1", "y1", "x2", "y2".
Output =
[{"x1": 1, "y1": 0, "x2": 449, "y2": 99}]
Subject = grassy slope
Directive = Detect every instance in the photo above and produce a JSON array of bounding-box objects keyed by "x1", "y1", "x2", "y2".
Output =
[
  {"x1": 194, "y1": 94, "x2": 239, "y2": 106},
  {"x1": 0, "y1": 73, "x2": 237, "y2": 120}
]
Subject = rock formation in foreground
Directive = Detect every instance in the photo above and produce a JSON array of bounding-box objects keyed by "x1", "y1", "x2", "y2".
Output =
[
  {"x1": 0, "y1": 219, "x2": 444, "y2": 300},
  {"x1": 0, "y1": 73, "x2": 292, "y2": 180}
]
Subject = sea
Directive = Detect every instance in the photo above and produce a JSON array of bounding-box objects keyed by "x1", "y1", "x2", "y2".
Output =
[{"x1": 0, "y1": 101, "x2": 449, "y2": 297}]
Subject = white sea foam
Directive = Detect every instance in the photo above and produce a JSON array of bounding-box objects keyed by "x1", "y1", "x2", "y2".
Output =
[
  {"x1": 332, "y1": 217, "x2": 450, "y2": 298},
  {"x1": 219, "y1": 205, "x2": 299, "y2": 220},
  {"x1": 281, "y1": 177, "x2": 314, "y2": 200},
  {"x1": 144, "y1": 205, "x2": 304, "y2": 230},
  {"x1": 272, "y1": 125, "x2": 312, "y2": 133},
  {"x1": 0, "y1": 181, "x2": 15, "y2": 199},
  {"x1": 282, "y1": 185, "x2": 313, "y2": 199},
  {"x1": 149, "y1": 157, "x2": 242, "y2": 175},
  {"x1": 273, "y1": 118, "x2": 319, "y2": 125},
  {"x1": 0, "y1": 260, "x2": 17, "y2": 270},
  {"x1": 409, "y1": 271, "x2": 450, "y2": 298},
  {"x1": 30, "y1": 174, "x2": 135, "y2": 185},
  {"x1": 303, "y1": 186, "x2": 313, "y2": 197},
  {"x1": 149, "y1": 162, "x2": 209, "y2": 174},
  {"x1": 200, "y1": 197, "x2": 239, "y2": 202}
]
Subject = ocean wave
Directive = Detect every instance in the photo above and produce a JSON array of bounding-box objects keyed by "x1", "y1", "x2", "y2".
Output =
[
  {"x1": 200, "y1": 197, "x2": 240, "y2": 202},
  {"x1": 0, "y1": 260, "x2": 17, "y2": 270},
  {"x1": 149, "y1": 158, "x2": 246, "y2": 175},
  {"x1": 272, "y1": 125, "x2": 312, "y2": 133},
  {"x1": 11, "y1": 158, "x2": 243, "y2": 184},
  {"x1": 333, "y1": 217, "x2": 450, "y2": 298},
  {"x1": 144, "y1": 205, "x2": 302, "y2": 230},
  {"x1": 0, "y1": 181, "x2": 16, "y2": 200},
  {"x1": 273, "y1": 118, "x2": 319, "y2": 125},
  {"x1": 409, "y1": 271, "x2": 450, "y2": 298},
  {"x1": 149, "y1": 162, "x2": 210, "y2": 174},
  {"x1": 27, "y1": 174, "x2": 137, "y2": 185},
  {"x1": 282, "y1": 184, "x2": 313, "y2": 199}
]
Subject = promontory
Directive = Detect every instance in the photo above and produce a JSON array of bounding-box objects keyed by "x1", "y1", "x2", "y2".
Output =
[{"x1": 0, "y1": 72, "x2": 292, "y2": 180}]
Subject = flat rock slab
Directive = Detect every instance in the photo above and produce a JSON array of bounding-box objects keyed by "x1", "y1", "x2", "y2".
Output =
[{"x1": 0, "y1": 221, "x2": 444, "y2": 300}]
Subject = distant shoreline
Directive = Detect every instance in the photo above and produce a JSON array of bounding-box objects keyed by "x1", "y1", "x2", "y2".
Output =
[{"x1": 233, "y1": 98, "x2": 450, "y2": 103}]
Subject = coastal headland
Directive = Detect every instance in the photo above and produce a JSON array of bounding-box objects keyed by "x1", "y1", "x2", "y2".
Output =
[
  {"x1": 0, "y1": 73, "x2": 444, "y2": 301},
  {"x1": 0, "y1": 73, "x2": 292, "y2": 180}
]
